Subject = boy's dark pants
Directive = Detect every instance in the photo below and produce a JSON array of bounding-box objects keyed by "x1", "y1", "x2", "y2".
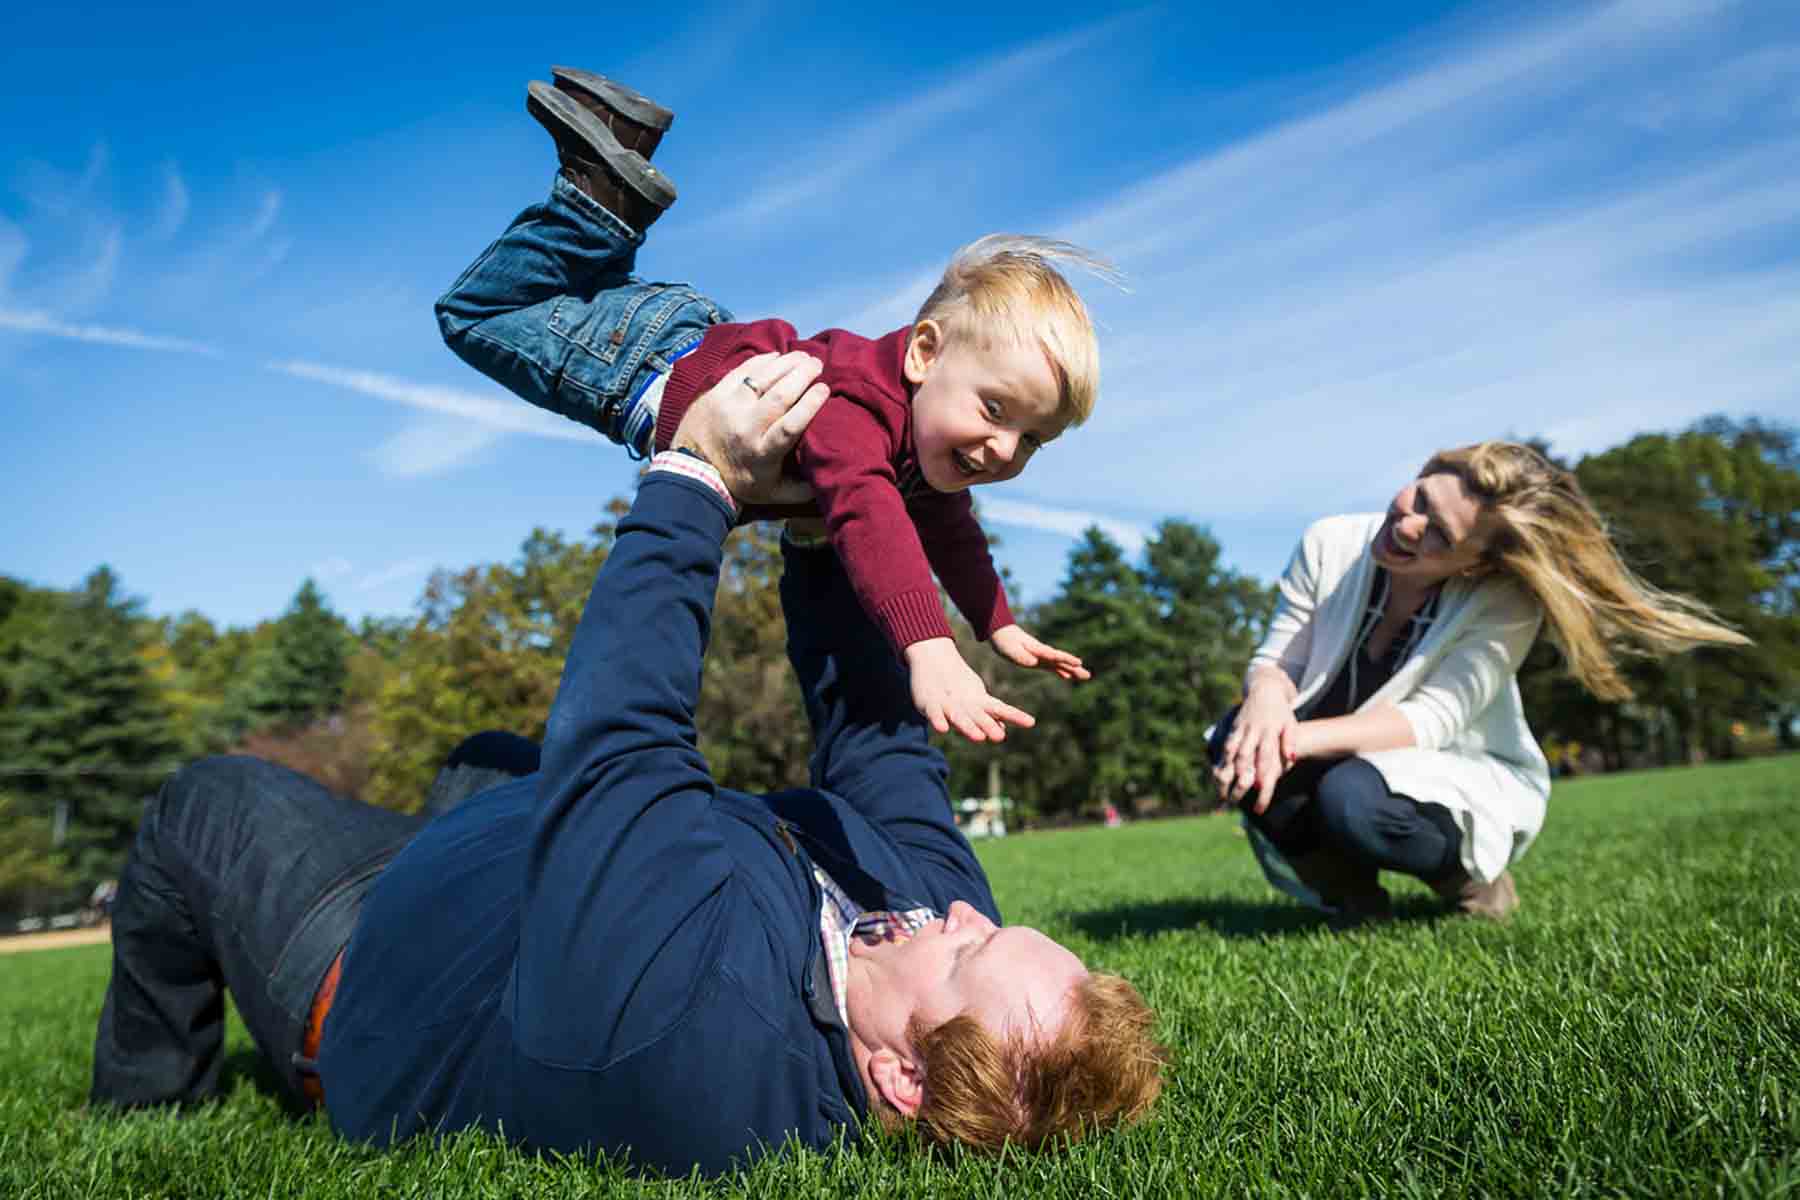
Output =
[{"x1": 90, "y1": 734, "x2": 539, "y2": 1109}]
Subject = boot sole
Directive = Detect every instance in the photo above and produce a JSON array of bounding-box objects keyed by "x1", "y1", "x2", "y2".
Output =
[
  {"x1": 526, "y1": 82, "x2": 676, "y2": 210},
  {"x1": 551, "y1": 66, "x2": 674, "y2": 132}
]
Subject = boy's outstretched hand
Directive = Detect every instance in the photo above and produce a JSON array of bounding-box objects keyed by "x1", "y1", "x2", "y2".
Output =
[
  {"x1": 989, "y1": 624, "x2": 1090, "y2": 682},
  {"x1": 903, "y1": 637, "x2": 1036, "y2": 743}
]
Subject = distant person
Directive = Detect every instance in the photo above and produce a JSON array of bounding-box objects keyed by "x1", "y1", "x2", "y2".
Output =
[
  {"x1": 1210, "y1": 441, "x2": 1748, "y2": 921},
  {"x1": 87, "y1": 879, "x2": 117, "y2": 924},
  {"x1": 90, "y1": 354, "x2": 1164, "y2": 1176},
  {"x1": 436, "y1": 67, "x2": 1101, "y2": 744}
]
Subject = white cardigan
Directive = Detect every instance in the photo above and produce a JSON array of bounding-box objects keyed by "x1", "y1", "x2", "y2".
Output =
[{"x1": 1245, "y1": 513, "x2": 1552, "y2": 892}]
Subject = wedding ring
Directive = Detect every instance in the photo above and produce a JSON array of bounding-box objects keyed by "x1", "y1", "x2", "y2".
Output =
[{"x1": 741, "y1": 375, "x2": 765, "y2": 397}]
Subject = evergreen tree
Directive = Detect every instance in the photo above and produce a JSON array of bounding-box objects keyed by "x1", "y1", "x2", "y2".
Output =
[
  {"x1": 939, "y1": 603, "x2": 1079, "y2": 824},
  {"x1": 1034, "y1": 529, "x2": 1174, "y2": 812},
  {"x1": 1141, "y1": 518, "x2": 1277, "y2": 801},
  {"x1": 0, "y1": 793, "x2": 71, "y2": 916},
  {"x1": 0, "y1": 568, "x2": 181, "y2": 884},
  {"x1": 235, "y1": 579, "x2": 352, "y2": 734}
]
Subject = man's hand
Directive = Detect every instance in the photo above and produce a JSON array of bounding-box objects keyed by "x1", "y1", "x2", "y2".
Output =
[
  {"x1": 671, "y1": 351, "x2": 828, "y2": 506},
  {"x1": 903, "y1": 637, "x2": 1036, "y2": 743},
  {"x1": 989, "y1": 624, "x2": 1090, "y2": 682}
]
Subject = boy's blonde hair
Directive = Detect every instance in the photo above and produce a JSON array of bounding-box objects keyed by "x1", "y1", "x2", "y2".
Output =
[{"x1": 913, "y1": 235, "x2": 1114, "y2": 427}]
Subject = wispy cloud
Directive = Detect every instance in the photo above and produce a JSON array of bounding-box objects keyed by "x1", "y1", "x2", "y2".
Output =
[
  {"x1": 4, "y1": 145, "x2": 294, "y2": 328},
  {"x1": 369, "y1": 421, "x2": 503, "y2": 478},
  {"x1": 980, "y1": 497, "x2": 1149, "y2": 554},
  {"x1": 0, "y1": 218, "x2": 26, "y2": 295},
  {"x1": 354, "y1": 556, "x2": 434, "y2": 593},
  {"x1": 0, "y1": 302, "x2": 594, "y2": 478},
  {"x1": 14, "y1": 143, "x2": 110, "y2": 218},
  {"x1": 615, "y1": 0, "x2": 777, "y2": 101},
  {"x1": 0, "y1": 307, "x2": 221, "y2": 355},
  {"x1": 803, "y1": 0, "x2": 1799, "y2": 544},
  {"x1": 51, "y1": 223, "x2": 123, "y2": 312},
  {"x1": 307, "y1": 554, "x2": 432, "y2": 599},
  {"x1": 1058, "y1": 0, "x2": 1738, "y2": 263},
  {"x1": 156, "y1": 183, "x2": 292, "y2": 299},
  {"x1": 685, "y1": 14, "x2": 1140, "y2": 238},
  {"x1": 243, "y1": 188, "x2": 282, "y2": 241},
  {"x1": 150, "y1": 162, "x2": 189, "y2": 241},
  {"x1": 265, "y1": 358, "x2": 593, "y2": 440},
  {"x1": 3, "y1": 143, "x2": 124, "y2": 313},
  {"x1": 266, "y1": 358, "x2": 595, "y2": 476}
]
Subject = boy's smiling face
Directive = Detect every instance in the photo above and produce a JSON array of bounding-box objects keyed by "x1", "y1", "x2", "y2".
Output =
[{"x1": 904, "y1": 320, "x2": 1067, "y2": 493}]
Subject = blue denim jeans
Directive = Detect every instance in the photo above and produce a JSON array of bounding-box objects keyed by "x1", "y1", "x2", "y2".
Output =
[
  {"x1": 436, "y1": 176, "x2": 731, "y2": 458},
  {"x1": 90, "y1": 734, "x2": 540, "y2": 1110}
]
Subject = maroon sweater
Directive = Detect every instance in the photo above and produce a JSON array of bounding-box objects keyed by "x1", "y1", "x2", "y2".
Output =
[{"x1": 655, "y1": 320, "x2": 1014, "y2": 653}]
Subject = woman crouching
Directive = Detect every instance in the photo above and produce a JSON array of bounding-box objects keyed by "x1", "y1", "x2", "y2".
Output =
[{"x1": 1211, "y1": 441, "x2": 1747, "y2": 921}]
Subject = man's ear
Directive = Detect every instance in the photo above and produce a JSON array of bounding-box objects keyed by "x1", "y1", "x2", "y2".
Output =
[
  {"x1": 866, "y1": 1047, "x2": 925, "y2": 1116},
  {"x1": 903, "y1": 320, "x2": 942, "y2": 385}
]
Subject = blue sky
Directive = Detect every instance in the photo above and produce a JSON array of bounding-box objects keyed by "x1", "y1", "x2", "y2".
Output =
[{"x1": 3, "y1": 0, "x2": 1796, "y2": 629}]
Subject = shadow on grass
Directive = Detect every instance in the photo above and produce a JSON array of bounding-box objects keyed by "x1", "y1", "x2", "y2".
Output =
[
  {"x1": 1070, "y1": 894, "x2": 1447, "y2": 941},
  {"x1": 222, "y1": 1047, "x2": 311, "y2": 1117}
]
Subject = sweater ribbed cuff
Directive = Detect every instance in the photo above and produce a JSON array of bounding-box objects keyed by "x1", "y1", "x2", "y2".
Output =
[
  {"x1": 655, "y1": 337, "x2": 741, "y2": 455},
  {"x1": 875, "y1": 590, "x2": 953, "y2": 655},
  {"x1": 973, "y1": 597, "x2": 1016, "y2": 642}
]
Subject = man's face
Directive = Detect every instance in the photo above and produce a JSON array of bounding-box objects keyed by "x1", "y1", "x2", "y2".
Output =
[{"x1": 851, "y1": 900, "x2": 1088, "y2": 1043}]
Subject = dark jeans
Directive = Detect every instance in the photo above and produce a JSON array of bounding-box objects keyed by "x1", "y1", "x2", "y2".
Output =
[
  {"x1": 1209, "y1": 706, "x2": 1462, "y2": 883},
  {"x1": 90, "y1": 732, "x2": 541, "y2": 1109},
  {"x1": 421, "y1": 730, "x2": 543, "y2": 820}
]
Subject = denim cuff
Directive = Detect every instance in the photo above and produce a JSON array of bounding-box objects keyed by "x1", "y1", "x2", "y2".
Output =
[{"x1": 549, "y1": 173, "x2": 645, "y2": 246}]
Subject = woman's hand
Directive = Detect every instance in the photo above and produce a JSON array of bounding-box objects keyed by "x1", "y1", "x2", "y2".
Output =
[
  {"x1": 990, "y1": 624, "x2": 1090, "y2": 682},
  {"x1": 904, "y1": 637, "x2": 1035, "y2": 743},
  {"x1": 670, "y1": 351, "x2": 828, "y2": 506},
  {"x1": 1214, "y1": 667, "x2": 1299, "y2": 813}
]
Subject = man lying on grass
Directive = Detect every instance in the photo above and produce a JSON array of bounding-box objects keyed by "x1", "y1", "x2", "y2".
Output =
[{"x1": 89, "y1": 353, "x2": 1165, "y2": 1176}]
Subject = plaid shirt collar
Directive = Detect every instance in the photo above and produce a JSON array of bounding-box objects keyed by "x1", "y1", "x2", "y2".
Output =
[{"x1": 814, "y1": 864, "x2": 938, "y2": 1027}]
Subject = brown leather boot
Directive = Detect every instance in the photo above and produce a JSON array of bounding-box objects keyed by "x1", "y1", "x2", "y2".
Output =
[
  {"x1": 1288, "y1": 850, "x2": 1393, "y2": 923},
  {"x1": 526, "y1": 81, "x2": 676, "y2": 234},
  {"x1": 1432, "y1": 869, "x2": 1519, "y2": 920},
  {"x1": 552, "y1": 66, "x2": 674, "y2": 159}
]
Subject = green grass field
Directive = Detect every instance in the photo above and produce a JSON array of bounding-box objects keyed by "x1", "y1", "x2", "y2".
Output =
[{"x1": 4, "y1": 756, "x2": 1798, "y2": 1198}]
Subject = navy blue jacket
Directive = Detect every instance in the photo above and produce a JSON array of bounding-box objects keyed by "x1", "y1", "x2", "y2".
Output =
[{"x1": 317, "y1": 472, "x2": 1001, "y2": 1176}]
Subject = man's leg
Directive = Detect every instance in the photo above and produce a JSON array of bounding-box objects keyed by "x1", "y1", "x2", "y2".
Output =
[
  {"x1": 91, "y1": 757, "x2": 424, "y2": 1109},
  {"x1": 420, "y1": 730, "x2": 542, "y2": 820}
]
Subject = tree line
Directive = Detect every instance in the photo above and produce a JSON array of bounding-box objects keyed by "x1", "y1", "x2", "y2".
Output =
[{"x1": 3, "y1": 418, "x2": 1795, "y2": 915}]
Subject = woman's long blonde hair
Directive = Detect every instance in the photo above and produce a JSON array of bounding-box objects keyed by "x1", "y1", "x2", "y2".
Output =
[{"x1": 1422, "y1": 441, "x2": 1750, "y2": 702}]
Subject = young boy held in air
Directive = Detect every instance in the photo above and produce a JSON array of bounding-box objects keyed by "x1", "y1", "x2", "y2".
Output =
[{"x1": 438, "y1": 68, "x2": 1107, "y2": 742}]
